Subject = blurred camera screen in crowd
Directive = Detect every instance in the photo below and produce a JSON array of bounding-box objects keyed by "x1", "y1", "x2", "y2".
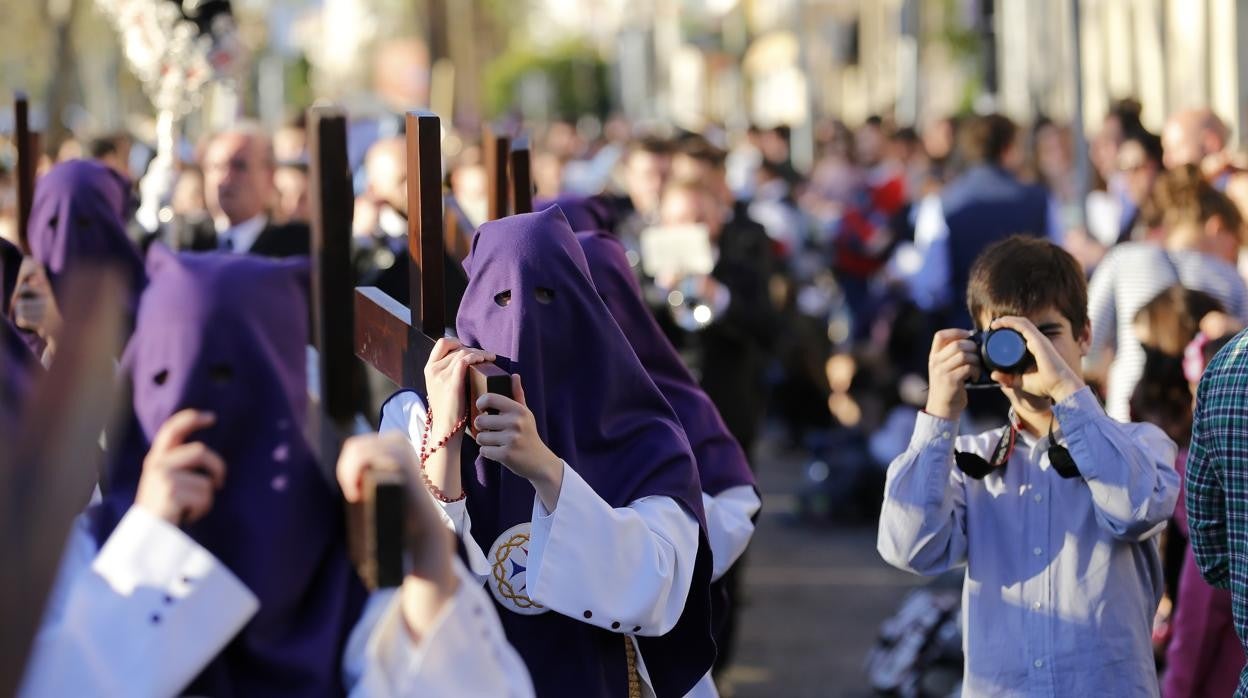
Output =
[{"x1": 640, "y1": 224, "x2": 714, "y2": 279}]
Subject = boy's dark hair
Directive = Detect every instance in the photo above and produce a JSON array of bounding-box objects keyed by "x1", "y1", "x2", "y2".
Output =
[
  {"x1": 961, "y1": 113, "x2": 1018, "y2": 164},
  {"x1": 966, "y1": 236, "x2": 1087, "y2": 333}
]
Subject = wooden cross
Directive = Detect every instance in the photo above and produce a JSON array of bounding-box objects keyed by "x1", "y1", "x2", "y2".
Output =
[
  {"x1": 0, "y1": 268, "x2": 125, "y2": 696},
  {"x1": 303, "y1": 108, "x2": 512, "y2": 589},
  {"x1": 13, "y1": 93, "x2": 36, "y2": 253},
  {"x1": 483, "y1": 126, "x2": 510, "y2": 222},
  {"x1": 509, "y1": 135, "x2": 533, "y2": 215}
]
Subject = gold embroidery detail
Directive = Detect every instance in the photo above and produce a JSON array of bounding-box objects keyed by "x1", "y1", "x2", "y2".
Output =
[{"x1": 491, "y1": 532, "x2": 544, "y2": 609}]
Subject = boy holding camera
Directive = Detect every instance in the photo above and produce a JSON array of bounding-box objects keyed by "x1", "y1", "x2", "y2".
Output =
[{"x1": 878, "y1": 236, "x2": 1179, "y2": 696}]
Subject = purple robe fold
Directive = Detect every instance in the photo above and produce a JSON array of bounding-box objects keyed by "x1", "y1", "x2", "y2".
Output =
[
  {"x1": 450, "y1": 205, "x2": 715, "y2": 697},
  {"x1": 26, "y1": 160, "x2": 145, "y2": 325},
  {"x1": 90, "y1": 246, "x2": 366, "y2": 697},
  {"x1": 577, "y1": 230, "x2": 756, "y2": 496}
]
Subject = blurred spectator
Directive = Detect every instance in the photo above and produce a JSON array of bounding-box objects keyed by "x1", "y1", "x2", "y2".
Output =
[
  {"x1": 657, "y1": 176, "x2": 774, "y2": 459},
  {"x1": 1161, "y1": 108, "x2": 1235, "y2": 186},
  {"x1": 1134, "y1": 290, "x2": 1248, "y2": 697},
  {"x1": 88, "y1": 133, "x2": 132, "y2": 180},
  {"x1": 1087, "y1": 165, "x2": 1248, "y2": 421},
  {"x1": 613, "y1": 136, "x2": 674, "y2": 243},
  {"x1": 532, "y1": 150, "x2": 566, "y2": 199},
  {"x1": 145, "y1": 123, "x2": 308, "y2": 257},
  {"x1": 921, "y1": 115, "x2": 961, "y2": 185},
  {"x1": 1112, "y1": 127, "x2": 1165, "y2": 244},
  {"x1": 1030, "y1": 118, "x2": 1076, "y2": 243},
  {"x1": 802, "y1": 120, "x2": 860, "y2": 223},
  {"x1": 448, "y1": 143, "x2": 489, "y2": 227},
  {"x1": 895, "y1": 113, "x2": 1046, "y2": 328},
  {"x1": 1091, "y1": 98, "x2": 1145, "y2": 188},
  {"x1": 726, "y1": 124, "x2": 763, "y2": 200},
  {"x1": 272, "y1": 161, "x2": 309, "y2": 225},
  {"x1": 749, "y1": 158, "x2": 806, "y2": 259},
  {"x1": 273, "y1": 113, "x2": 308, "y2": 165}
]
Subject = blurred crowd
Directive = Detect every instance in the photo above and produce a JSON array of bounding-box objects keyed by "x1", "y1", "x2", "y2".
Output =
[{"x1": 3, "y1": 96, "x2": 1247, "y2": 694}]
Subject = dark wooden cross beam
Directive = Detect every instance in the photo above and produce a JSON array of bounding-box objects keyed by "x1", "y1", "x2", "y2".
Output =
[
  {"x1": 349, "y1": 110, "x2": 511, "y2": 587},
  {"x1": 14, "y1": 93, "x2": 36, "y2": 253},
  {"x1": 483, "y1": 126, "x2": 510, "y2": 222},
  {"x1": 305, "y1": 106, "x2": 407, "y2": 591},
  {"x1": 0, "y1": 268, "x2": 125, "y2": 696},
  {"x1": 509, "y1": 136, "x2": 533, "y2": 215}
]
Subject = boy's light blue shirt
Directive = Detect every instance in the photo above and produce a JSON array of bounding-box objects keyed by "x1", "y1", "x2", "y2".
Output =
[{"x1": 878, "y1": 387, "x2": 1179, "y2": 697}]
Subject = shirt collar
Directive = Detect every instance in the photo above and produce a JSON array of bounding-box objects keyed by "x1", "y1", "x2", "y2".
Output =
[
  {"x1": 1009, "y1": 407, "x2": 1065, "y2": 453},
  {"x1": 219, "y1": 214, "x2": 269, "y2": 254}
]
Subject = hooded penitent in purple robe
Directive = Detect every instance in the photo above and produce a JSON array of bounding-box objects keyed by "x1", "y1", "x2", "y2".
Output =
[
  {"x1": 453, "y1": 206, "x2": 715, "y2": 697},
  {"x1": 25, "y1": 160, "x2": 145, "y2": 324},
  {"x1": 577, "y1": 230, "x2": 755, "y2": 497},
  {"x1": 89, "y1": 247, "x2": 366, "y2": 697},
  {"x1": 536, "y1": 194, "x2": 615, "y2": 234}
]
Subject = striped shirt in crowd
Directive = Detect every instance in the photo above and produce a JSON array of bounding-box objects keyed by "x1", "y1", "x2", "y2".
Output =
[{"x1": 1087, "y1": 243, "x2": 1248, "y2": 421}]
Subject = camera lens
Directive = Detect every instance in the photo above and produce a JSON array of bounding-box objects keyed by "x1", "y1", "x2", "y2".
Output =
[{"x1": 984, "y1": 328, "x2": 1029, "y2": 372}]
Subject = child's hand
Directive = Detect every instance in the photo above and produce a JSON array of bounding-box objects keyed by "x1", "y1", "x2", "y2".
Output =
[
  {"x1": 988, "y1": 316, "x2": 1084, "y2": 402},
  {"x1": 474, "y1": 374, "x2": 564, "y2": 509},
  {"x1": 925, "y1": 329, "x2": 981, "y2": 421},
  {"x1": 135, "y1": 410, "x2": 226, "y2": 526}
]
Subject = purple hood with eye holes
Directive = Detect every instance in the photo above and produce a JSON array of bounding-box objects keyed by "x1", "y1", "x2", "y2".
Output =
[
  {"x1": 452, "y1": 205, "x2": 716, "y2": 697},
  {"x1": 88, "y1": 246, "x2": 365, "y2": 697},
  {"x1": 25, "y1": 160, "x2": 145, "y2": 324}
]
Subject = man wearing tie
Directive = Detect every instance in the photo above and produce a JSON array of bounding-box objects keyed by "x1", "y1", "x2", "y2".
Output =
[{"x1": 143, "y1": 123, "x2": 309, "y2": 258}]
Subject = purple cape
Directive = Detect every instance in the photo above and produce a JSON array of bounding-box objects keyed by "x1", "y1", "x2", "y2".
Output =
[
  {"x1": 535, "y1": 194, "x2": 615, "y2": 233},
  {"x1": 454, "y1": 205, "x2": 715, "y2": 697},
  {"x1": 577, "y1": 230, "x2": 756, "y2": 497},
  {"x1": 26, "y1": 160, "x2": 145, "y2": 325},
  {"x1": 89, "y1": 246, "x2": 365, "y2": 697}
]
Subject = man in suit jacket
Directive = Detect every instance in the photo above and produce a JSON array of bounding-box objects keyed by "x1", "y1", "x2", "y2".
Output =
[{"x1": 145, "y1": 123, "x2": 309, "y2": 258}]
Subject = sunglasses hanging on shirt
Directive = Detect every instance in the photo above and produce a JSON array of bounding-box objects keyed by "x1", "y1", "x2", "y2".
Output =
[{"x1": 954, "y1": 416, "x2": 1082, "y2": 480}]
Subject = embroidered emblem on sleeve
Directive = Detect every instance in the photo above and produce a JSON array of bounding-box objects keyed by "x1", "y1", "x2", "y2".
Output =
[{"x1": 488, "y1": 523, "x2": 548, "y2": 615}]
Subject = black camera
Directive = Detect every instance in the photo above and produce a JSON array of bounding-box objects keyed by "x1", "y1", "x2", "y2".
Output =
[{"x1": 968, "y1": 327, "x2": 1033, "y2": 387}]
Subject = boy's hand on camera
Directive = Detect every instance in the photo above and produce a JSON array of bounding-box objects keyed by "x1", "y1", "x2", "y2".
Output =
[
  {"x1": 925, "y1": 329, "x2": 981, "y2": 421},
  {"x1": 989, "y1": 317, "x2": 1084, "y2": 402}
]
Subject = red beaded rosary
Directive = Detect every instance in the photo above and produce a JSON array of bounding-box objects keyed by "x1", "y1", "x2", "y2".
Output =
[{"x1": 419, "y1": 406, "x2": 470, "y2": 503}]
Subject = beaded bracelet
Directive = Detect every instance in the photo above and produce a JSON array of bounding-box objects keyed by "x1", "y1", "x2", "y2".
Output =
[{"x1": 419, "y1": 406, "x2": 469, "y2": 503}]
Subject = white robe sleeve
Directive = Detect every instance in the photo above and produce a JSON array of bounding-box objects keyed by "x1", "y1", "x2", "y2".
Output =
[
  {"x1": 701, "y1": 485, "x2": 761, "y2": 581},
  {"x1": 524, "y1": 463, "x2": 701, "y2": 636},
  {"x1": 378, "y1": 391, "x2": 491, "y2": 578},
  {"x1": 19, "y1": 507, "x2": 258, "y2": 698},
  {"x1": 342, "y1": 558, "x2": 534, "y2": 698}
]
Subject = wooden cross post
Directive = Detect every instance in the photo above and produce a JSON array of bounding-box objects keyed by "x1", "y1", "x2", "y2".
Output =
[
  {"x1": 350, "y1": 111, "x2": 511, "y2": 587},
  {"x1": 509, "y1": 136, "x2": 533, "y2": 215},
  {"x1": 483, "y1": 126, "x2": 510, "y2": 222},
  {"x1": 304, "y1": 105, "x2": 407, "y2": 591},
  {"x1": 14, "y1": 93, "x2": 35, "y2": 253}
]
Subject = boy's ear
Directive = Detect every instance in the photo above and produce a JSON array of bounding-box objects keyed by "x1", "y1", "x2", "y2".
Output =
[{"x1": 1077, "y1": 319, "x2": 1092, "y2": 356}]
